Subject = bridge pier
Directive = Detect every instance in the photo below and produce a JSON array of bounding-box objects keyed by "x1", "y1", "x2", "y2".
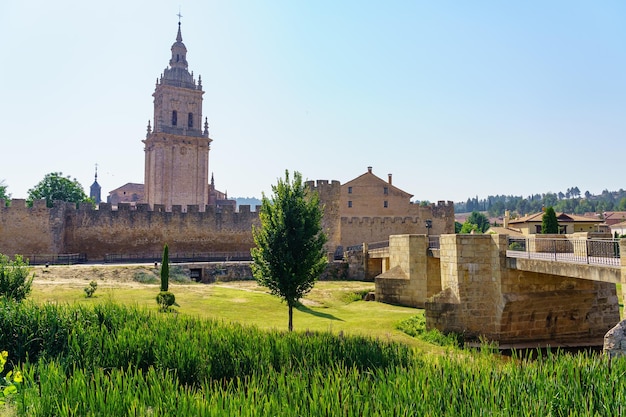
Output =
[{"x1": 374, "y1": 235, "x2": 441, "y2": 308}]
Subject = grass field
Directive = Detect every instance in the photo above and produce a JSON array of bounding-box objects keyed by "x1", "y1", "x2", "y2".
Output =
[
  {"x1": 29, "y1": 264, "x2": 430, "y2": 348},
  {"x1": 2, "y1": 264, "x2": 625, "y2": 415}
]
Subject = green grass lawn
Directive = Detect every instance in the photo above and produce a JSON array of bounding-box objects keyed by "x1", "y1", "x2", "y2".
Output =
[{"x1": 30, "y1": 277, "x2": 431, "y2": 348}]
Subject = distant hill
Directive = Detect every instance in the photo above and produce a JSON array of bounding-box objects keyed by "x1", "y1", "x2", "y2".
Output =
[{"x1": 234, "y1": 197, "x2": 262, "y2": 210}]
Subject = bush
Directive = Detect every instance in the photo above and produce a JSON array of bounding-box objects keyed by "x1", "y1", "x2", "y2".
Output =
[
  {"x1": 156, "y1": 291, "x2": 177, "y2": 312},
  {"x1": 0, "y1": 254, "x2": 34, "y2": 302},
  {"x1": 83, "y1": 281, "x2": 98, "y2": 298},
  {"x1": 396, "y1": 314, "x2": 462, "y2": 347},
  {"x1": 133, "y1": 271, "x2": 159, "y2": 284}
]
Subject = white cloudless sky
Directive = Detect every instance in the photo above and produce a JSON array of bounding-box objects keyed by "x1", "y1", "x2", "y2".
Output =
[{"x1": 1, "y1": 1, "x2": 625, "y2": 203}]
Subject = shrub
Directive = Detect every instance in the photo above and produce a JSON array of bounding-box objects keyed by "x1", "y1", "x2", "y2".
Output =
[
  {"x1": 0, "y1": 254, "x2": 34, "y2": 302},
  {"x1": 84, "y1": 281, "x2": 98, "y2": 298},
  {"x1": 396, "y1": 314, "x2": 462, "y2": 347},
  {"x1": 133, "y1": 271, "x2": 159, "y2": 284},
  {"x1": 156, "y1": 291, "x2": 176, "y2": 312}
]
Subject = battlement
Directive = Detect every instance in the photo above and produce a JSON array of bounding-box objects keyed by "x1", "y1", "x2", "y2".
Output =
[{"x1": 305, "y1": 179, "x2": 341, "y2": 192}]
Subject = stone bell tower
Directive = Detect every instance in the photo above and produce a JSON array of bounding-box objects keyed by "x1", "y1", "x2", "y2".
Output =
[{"x1": 143, "y1": 21, "x2": 212, "y2": 211}]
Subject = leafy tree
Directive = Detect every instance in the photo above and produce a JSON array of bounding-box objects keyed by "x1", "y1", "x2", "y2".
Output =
[
  {"x1": 541, "y1": 206, "x2": 559, "y2": 234},
  {"x1": 0, "y1": 181, "x2": 10, "y2": 204},
  {"x1": 0, "y1": 254, "x2": 34, "y2": 302},
  {"x1": 460, "y1": 222, "x2": 480, "y2": 234},
  {"x1": 465, "y1": 211, "x2": 491, "y2": 233},
  {"x1": 251, "y1": 170, "x2": 328, "y2": 332},
  {"x1": 27, "y1": 172, "x2": 91, "y2": 208}
]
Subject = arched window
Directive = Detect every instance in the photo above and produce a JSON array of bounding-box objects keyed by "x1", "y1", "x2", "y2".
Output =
[
  {"x1": 172, "y1": 111, "x2": 177, "y2": 126},
  {"x1": 188, "y1": 113, "x2": 193, "y2": 128}
]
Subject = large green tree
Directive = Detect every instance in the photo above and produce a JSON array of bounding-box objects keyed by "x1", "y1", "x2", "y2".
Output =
[
  {"x1": 251, "y1": 170, "x2": 328, "y2": 331},
  {"x1": 541, "y1": 206, "x2": 559, "y2": 234},
  {"x1": 27, "y1": 172, "x2": 91, "y2": 208}
]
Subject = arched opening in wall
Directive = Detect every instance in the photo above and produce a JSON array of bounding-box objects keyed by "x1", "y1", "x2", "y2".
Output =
[
  {"x1": 188, "y1": 112, "x2": 193, "y2": 128},
  {"x1": 172, "y1": 111, "x2": 178, "y2": 126}
]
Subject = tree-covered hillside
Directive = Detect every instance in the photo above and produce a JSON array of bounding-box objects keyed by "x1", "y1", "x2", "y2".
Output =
[{"x1": 455, "y1": 188, "x2": 626, "y2": 217}]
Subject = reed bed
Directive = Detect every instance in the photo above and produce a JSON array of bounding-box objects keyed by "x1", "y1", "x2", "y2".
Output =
[{"x1": 2, "y1": 299, "x2": 625, "y2": 416}]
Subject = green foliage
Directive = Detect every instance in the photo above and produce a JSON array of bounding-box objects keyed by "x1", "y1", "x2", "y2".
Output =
[
  {"x1": 26, "y1": 172, "x2": 91, "y2": 208},
  {"x1": 0, "y1": 181, "x2": 10, "y2": 205},
  {"x1": 160, "y1": 244, "x2": 169, "y2": 292},
  {"x1": 0, "y1": 350, "x2": 22, "y2": 407},
  {"x1": 459, "y1": 222, "x2": 480, "y2": 234},
  {"x1": 133, "y1": 271, "x2": 159, "y2": 284},
  {"x1": 83, "y1": 281, "x2": 98, "y2": 298},
  {"x1": 1, "y1": 301, "x2": 625, "y2": 416},
  {"x1": 461, "y1": 211, "x2": 491, "y2": 234},
  {"x1": 454, "y1": 221, "x2": 463, "y2": 233},
  {"x1": 169, "y1": 265, "x2": 191, "y2": 283},
  {"x1": 251, "y1": 170, "x2": 328, "y2": 331},
  {"x1": 396, "y1": 314, "x2": 462, "y2": 347},
  {"x1": 0, "y1": 254, "x2": 34, "y2": 302},
  {"x1": 541, "y1": 206, "x2": 559, "y2": 234},
  {"x1": 156, "y1": 291, "x2": 177, "y2": 312}
]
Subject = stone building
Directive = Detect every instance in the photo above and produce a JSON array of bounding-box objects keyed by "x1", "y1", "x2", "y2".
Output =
[
  {"x1": 142, "y1": 21, "x2": 211, "y2": 211},
  {"x1": 108, "y1": 21, "x2": 232, "y2": 211}
]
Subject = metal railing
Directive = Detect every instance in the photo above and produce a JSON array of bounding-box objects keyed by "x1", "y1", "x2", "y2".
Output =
[
  {"x1": 104, "y1": 251, "x2": 252, "y2": 264},
  {"x1": 26, "y1": 253, "x2": 87, "y2": 265},
  {"x1": 428, "y1": 236, "x2": 440, "y2": 249},
  {"x1": 506, "y1": 236, "x2": 620, "y2": 267}
]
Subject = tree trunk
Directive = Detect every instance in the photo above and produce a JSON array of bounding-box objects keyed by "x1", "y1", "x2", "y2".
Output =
[{"x1": 288, "y1": 304, "x2": 293, "y2": 332}]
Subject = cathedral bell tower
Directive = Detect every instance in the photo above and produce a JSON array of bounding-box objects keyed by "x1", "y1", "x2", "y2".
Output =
[{"x1": 143, "y1": 21, "x2": 212, "y2": 211}]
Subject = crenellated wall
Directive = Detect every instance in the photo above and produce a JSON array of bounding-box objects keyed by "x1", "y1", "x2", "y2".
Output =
[
  {"x1": 0, "y1": 183, "x2": 454, "y2": 263},
  {"x1": 0, "y1": 199, "x2": 261, "y2": 261}
]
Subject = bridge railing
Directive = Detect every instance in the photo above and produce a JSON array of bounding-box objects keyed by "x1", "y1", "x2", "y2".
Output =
[{"x1": 506, "y1": 236, "x2": 620, "y2": 267}]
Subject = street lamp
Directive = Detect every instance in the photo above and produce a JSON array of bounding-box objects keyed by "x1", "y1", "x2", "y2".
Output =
[{"x1": 425, "y1": 219, "x2": 432, "y2": 236}]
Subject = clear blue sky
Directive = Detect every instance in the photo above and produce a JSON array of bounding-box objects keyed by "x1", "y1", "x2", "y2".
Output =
[{"x1": 1, "y1": 1, "x2": 625, "y2": 203}]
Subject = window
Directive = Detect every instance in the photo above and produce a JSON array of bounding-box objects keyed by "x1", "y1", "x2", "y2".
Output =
[
  {"x1": 348, "y1": 201, "x2": 352, "y2": 208},
  {"x1": 188, "y1": 113, "x2": 193, "y2": 128},
  {"x1": 172, "y1": 110, "x2": 178, "y2": 126},
  {"x1": 384, "y1": 187, "x2": 388, "y2": 195},
  {"x1": 535, "y1": 225, "x2": 542, "y2": 233},
  {"x1": 348, "y1": 186, "x2": 352, "y2": 194},
  {"x1": 384, "y1": 201, "x2": 388, "y2": 208}
]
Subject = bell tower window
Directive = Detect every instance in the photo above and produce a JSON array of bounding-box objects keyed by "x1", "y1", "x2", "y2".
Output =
[
  {"x1": 188, "y1": 113, "x2": 193, "y2": 128},
  {"x1": 172, "y1": 111, "x2": 178, "y2": 126}
]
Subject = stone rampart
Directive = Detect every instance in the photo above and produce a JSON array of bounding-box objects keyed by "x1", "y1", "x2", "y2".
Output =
[
  {"x1": 0, "y1": 199, "x2": 260, "y2": 261},
  {"x1": 340, "y1": 201, "x2": 454, "y2": 248},
  {"x1": 306, "y1": 180, "x2": 342, "y2": 250}
]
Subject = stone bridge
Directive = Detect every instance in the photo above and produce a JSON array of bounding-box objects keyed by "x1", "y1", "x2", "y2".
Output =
[{"x1": 367, "y1": 234, "x2": 623, "y2": 348}]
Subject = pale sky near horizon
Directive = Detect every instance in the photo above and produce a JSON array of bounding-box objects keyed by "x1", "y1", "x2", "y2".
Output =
[{"x1": 1, "y1": 1, "x2": 625, "y2": 204}]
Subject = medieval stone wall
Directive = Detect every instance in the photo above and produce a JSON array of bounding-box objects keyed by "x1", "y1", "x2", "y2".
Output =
[
  {"x1": 1, "y1": 182, "x2": 453, "y2": 263},
  {"x1": 0, "y1": 199, "x2": 261, "y2": 261},
  {"x1": 0, "y1": 199, "x2": 67, "y2": 257},
  {"x1": 340, "y1": 200, "x2": 454, "y2": 248}
]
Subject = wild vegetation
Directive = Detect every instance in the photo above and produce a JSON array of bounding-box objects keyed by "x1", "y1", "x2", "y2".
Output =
[
  {"x1": 0, "y1": 260, "x2": 624, "y2": 415},
  {"x1": 0, "y1": 299, "x2": 625, "y2": 415}
]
